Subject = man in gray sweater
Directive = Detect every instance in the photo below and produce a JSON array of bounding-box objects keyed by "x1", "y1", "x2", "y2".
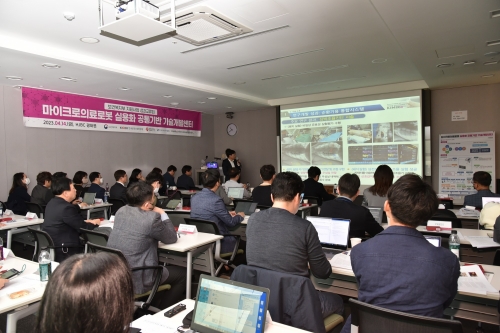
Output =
[
  {"x1": 107, "y1": 181, "x2": 186, "y2": 309},
  {"x1": 246, "y1": 171, "x2": 344, "y2": 318}
]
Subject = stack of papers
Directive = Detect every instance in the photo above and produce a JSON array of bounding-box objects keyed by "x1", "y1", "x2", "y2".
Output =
[
  {"x1": 458, "y1": 208, "x2": 480, "y2": 217},
  {"x1": 329, "y1": 251, "x2": 352, "y2": 270},
  {"x1": 458, "y1": 265, "x2": 497, "y2": 295},
  {"x1": 130, "y1": 315, "x2": 178, "y2": 333},
  {"x1": 464, "y1": 236, "x2": 500, "y2": 248}
]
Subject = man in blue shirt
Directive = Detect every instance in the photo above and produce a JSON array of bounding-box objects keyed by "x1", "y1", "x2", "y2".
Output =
[
  {"x1": 464, "y1": 171, "x2": 500, "y2": 209},
  {"x1": 340, "y1": 174, "x2": 460, "y2": 333}
]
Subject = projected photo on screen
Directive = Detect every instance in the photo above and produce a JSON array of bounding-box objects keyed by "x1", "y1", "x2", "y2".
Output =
[{"x1": 280, "y1": 94, "x2": 422, "y2": 185}]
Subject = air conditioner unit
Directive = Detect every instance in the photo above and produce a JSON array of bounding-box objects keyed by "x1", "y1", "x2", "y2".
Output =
[{"x1": 163, "y1": 5, "x2": 252, "y2": 46}]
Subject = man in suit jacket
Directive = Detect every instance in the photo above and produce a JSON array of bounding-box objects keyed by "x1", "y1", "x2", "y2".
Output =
[
  {"x1": 43, "y1": 177, "x2": 101, "y2": 262},
  {"x1": 31, "y1": 171, "x2": 54, "y2": 207},
  {"x1": 222, "y1": 148, "x2": 241, "y2": 182},
  {"x1": 86, "y1": 171, "x2": 105, "y2": 200},
  {"x1": 320, "y1": 173, "x2": 383, "y2": 243},
  {"x1": 107, "y1": 181, "x2": 186, "y2": 309},
  {"x1": 464, "y1": 171, "x2": 500, "y2": 209},
  {"x1": 303, "y1": 166, "x2": 335, "y2": 206},
  {"x1": 176, "y1": 165, "x2": 195, "y2": 189},
  {"x1": 110, "y1": 169, "x2": 128, "y2": 203},
  {"x1": 162, "y1": 165, "x2": 177, "y2": 189},
  {"x1": 340, "y1": 174, "x2": 460, "y2": 333}
]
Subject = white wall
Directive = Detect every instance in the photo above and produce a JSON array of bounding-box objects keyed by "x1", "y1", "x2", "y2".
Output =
[{"x1": 0, "y1": 84, "x2": 215, "y2": 201}]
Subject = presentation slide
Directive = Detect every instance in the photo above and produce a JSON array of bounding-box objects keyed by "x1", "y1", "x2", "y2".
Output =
[{"x1": 280, "y1": 95, "x2": 422, "y2": 185}]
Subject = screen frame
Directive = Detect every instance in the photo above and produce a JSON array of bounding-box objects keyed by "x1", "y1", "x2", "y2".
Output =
[{"x1": 306, "y1": 216, "x2": 351, "y2": 250}]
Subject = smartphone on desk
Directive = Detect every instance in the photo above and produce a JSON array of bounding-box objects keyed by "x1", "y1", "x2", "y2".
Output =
[{"x1": 1, "y1": 268, "x2": 22, "y2": 280}]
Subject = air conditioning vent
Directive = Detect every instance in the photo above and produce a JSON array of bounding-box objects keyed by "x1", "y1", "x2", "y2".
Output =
[{"x1": 163, "y1": 5, "x2": 252, "y2": 46}]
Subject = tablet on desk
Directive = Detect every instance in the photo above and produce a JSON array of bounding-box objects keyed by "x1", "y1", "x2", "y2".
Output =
[{"x1": 83, "y1": 193, "x2": 96, "y2": 205}]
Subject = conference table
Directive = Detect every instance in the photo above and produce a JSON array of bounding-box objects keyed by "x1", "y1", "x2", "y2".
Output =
[
  {"x1": 79, "y1": 202, "x2": 113, "y2": 219},
  {"x1": 0, "y1": 215, "x2": 43, "y2": 248}
]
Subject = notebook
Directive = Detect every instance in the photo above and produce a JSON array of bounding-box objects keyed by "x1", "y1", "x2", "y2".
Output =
[
  {"x1": 306, "y1": 217, "x2": 351, "y2": 251},
  {"x1": 83, "y1": 192, "x2": 96, "y2": 205},
  {"x1": 424, "y1": 235, "x2": 441, "y2": 247},
  {"x1": 367, "y1": 207, "x2": 384, "y2": 224},
  {"x1": 191, "y1": 275, "x2": 270, "y2": 333},
  {"x1": 228, "y1": 187, "x2": 244, "y2": 199},
  {"x1": 235, "y1": 201, "x2": 258, "y2": 216}
]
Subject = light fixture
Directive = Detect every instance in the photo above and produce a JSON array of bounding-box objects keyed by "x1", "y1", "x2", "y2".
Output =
[
  {"x1": 490, "y1": 9, "x2": 500, "y2": 18},
  {"x1": 6, "y1": 76, "x2": 23, "y2": 80},
  {"x1": 484, "y1": 61, "x2": 498, "y2": 65},
  {"x1": 42, "y1": 63, "x2": 61, "y2": 69},
  {"x1": 207, "y1": 97, "x2": 217, "y2": 100},
  {"x1": 226, "y1": 107, "x2": 232, "y2": 109},
  {"x1": 463, "y1": 60, "x2": 476, "y2": 66},
  {"x1": 197, "y1": 101, "x2": 206, "y2": 104},
  {"x1": 63, "y1": 12, "x2": 75, "y2": 21},
  {"x1": 371, "y1": 58, "x2": 387, "y2": 64},
  {"x1": 80, "y1": 37, "x2": 99, "y2": 44},
  {"x1": 484, "y1": 51, "x2": 500, "y2": 57},
  {"x1": 60, "y1": 76, "x2": 77, "y2": 82},
  {"x1": 486, "y1": 39, "x2": 500, "y2": 47},
  {"x1": 119, "y1": 87, "x2": 130, "y2": 91},
  {"x1": 233, "y1": 81, "x2": 246, "y2": 85},
  {"x1": 163, "y1": 95, "x2": 172, "y2": 98},
  {"x1": 482, "y1": 74, "x2": 495, "y2": 78},
  {"x1": 170, "y1": 102, "x2": 179, "y2": 106},
  {"x1": 436, "y1": 63, "x2": 453, "y2": 68}
]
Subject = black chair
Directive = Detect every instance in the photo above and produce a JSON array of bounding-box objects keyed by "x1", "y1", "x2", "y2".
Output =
[
  {"x1": 80, "y1": 228, "x2": 109, "y2": 253},
  {"x1": 231, "y1": 265, "x2": 343, "y2": 333},
  {"x1": 439, "y1": 198, "x2": 454, "y2": 209},
  {"x1": 86, "y1": 242, "x2": 169, "y2": 314},
  {"x1": 353, "y1": 195, "x2": 364, "y2": 206},
  {"x1": 303, "y1": 196, "x2": 319, "y2": 216},
  {"x1": 433, "y1": 209, "x2": 458, "y2": 219},
  {"x1": 27, "y1": 227, "x2": 55, "y2": 262},
  {"x1": 165, "y1": 212, "x2": 188, "y2": 227},
  {"x1": 349, "y1": 298, "x2": 463, "y2": 333},
  {"x1": 108, "y1": 198, "x2": 125, "y2": 215},
  {"x1": 185, "y1": 218, "x2": 241, "y2": 276},
  {"x1": 25, "y1": 201, "x2": 45, "y2": 218},
  {"x1": 493, "y1": 249, "x2": 500, "y2": 266}
]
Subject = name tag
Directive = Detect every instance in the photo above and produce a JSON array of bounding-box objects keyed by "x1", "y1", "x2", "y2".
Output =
[
  {"x1": 178, "y1": 224, "x2": 197, "y2": 234},
  {"x1": 426, "y1": 220, "x2": 452, "y2": 231},
  {"x1": 26, "y1": 212, "x2": 38, "y2": 219}
]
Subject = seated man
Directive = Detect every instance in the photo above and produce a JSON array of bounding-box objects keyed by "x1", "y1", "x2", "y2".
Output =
[
  {"x1": 340, "y1": 174, "x2": 460, "y2": 333},
  {"x1": 319, "y1": 173, "x2": 383, "y2": 242},
  {"x1": 246, "y1": 171, "x2": 344, "y2": 319},
  {"x1": 223, "y1": 168, "x2": 252, "y2": 199},
  {"x1": 107, "y1": 181, "x2": 186, "y2": 309},
  {"x1": 303, "y1": 166, "x2": 335, "y2": 206},
  {"x1": 109, "y1": 169, "x2": 128, "y2": 203},
  {"x1": 464, "y1": 171, "x2": 500, "y2": 209},
  {"x1": 176, "y1": 165, "x2": 195, "y2": 189},
  {"x1": 31, "y1": 171, "x2": 54, "y2": 207},
  {"x1": 86, "y1": 171, "x2": 105, "y2": 200},
  {"x1": 191, "y1": 169, "x2": 245, "y2": 263},
  {"x1": 162, "y1": 165, "x2": 177, "y2": 188},
  {"x1": 43, "y1": 177, "x2": 101, "y2": 262},
  {"x1": 252, "y1": 164, "x2": 275, "y2": 207},
  {"x1": 145, "y1": 171, "x2": 163, "y2": 206}
]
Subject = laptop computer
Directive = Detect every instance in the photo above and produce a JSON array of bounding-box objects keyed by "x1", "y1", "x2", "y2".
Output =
[
  {"x1": 482, "y1": 197, "x2": 500, "y2": 208},
  {"x1": 306, "y1": 216, "x2": 350, "y2": 259},
  {"x1": 190, "y1": 275, "x2": 270, "y2": 333},
  {"x1": 235, "y1": 201, "x2": 258, "y2": 216},
  {"x1": 367, "y1": 207, "x2": 383, "y2": 224},
  {"x1": 424, "y1": 235, "x2": 441, "y2": 247},
  {"x1": 166, "y1": 199, "x2": 181, "y2": 210},
  {"x1": 83, "y1": 192, "x2": 96, "y2": 205},
  {"x1": 228, "y1": 187, "x2": 244, "y2": 199}
]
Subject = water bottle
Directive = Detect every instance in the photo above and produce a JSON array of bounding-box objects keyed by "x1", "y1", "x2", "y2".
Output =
[
  {"x1": 38, "y1": 249, "x2": 52, "y2": 281},
  {"x1": 105, "y1": 182, "x2": 110, "y2": 192},
  {"x1": 0, "y1": 201, "x2": 3, "y2": 217},
  {"x1": 449, "y1": 230, "x2": 460, "y2": 260},
  {"x1": 166, "y1": 181, "x2": 169, "y2": 195},
  {"x1": 0, "y1": 237, "x2": 4, "y2": 262}
]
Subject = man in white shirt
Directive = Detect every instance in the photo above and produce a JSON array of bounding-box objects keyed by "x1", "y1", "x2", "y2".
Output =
[{"x1": 223, "y1": 168, "x2": 252, "y2": 199}]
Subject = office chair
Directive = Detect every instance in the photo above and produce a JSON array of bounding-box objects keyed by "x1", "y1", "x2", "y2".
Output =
[
  {"x1": 107, "y1": 198, "x2": 126, "y2": 215},
  {"x1": 80, "y1": 228, "x2": 109, "y2": 253},
  {"x1": 349, "y1": 298, "x2": 463, "y2": 333},
  {"x1": 86, "y1": 242, "x2": 170, "y2": 314},
  {"x1": 432, "y1": 209, "x2": 458, "y2": 219},
  {"x1": 27, "y1": 227, "x2": 55, "y2": 262},
  {"x1": 24, "y1": 201, "x2": 45, "y2": 218},
  {"x1": 185, "y1": 218, "x2": 242, "y2": 276},
  {"x1": 231, "y1": 265, "x2": 343, "y2": 333}
]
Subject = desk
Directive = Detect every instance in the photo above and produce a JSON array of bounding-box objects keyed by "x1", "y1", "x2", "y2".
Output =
[
  {"x1": 158, "y1": 232, "x2": 222, "y2": 299},
  {"x1": 449, "y1": 209, "x2": 479, "y2": 229},
  {"x1": 164, "y1": 208, "x2": 191, "y2": 213},
  {"x1": 0, "y1": 257, "x2": 46, "y2": 333},
  {"x1": 79, "y1": 203, "x2": 113, "y2": 219},
  {"x1": 131, "y1": 299, "x2": 312, "y2": 333},
  {"x1": 0, "y1": 215, "x2": 43, "y2": 248}
]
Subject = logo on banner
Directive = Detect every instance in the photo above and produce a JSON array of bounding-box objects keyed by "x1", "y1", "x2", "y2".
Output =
[{"x1": 104, "y1": 124, "x2": 108, "y2": 129}]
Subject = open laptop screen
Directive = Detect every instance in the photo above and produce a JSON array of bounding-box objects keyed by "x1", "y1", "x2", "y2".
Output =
[
  {"x1": 482, "y1": 197, "x2": 500, "y2": 208},
  {"x1": 191, "y1": 275, "x2": 270, "y2": 333},
  {"x1": 424, "y1": 235, "x2": 441, "y2": 247},
  {"x1": 83, "y1": 192, "x2": 96, "y2": 205},
  {"x1": 228, "y1": 187, "x2": 244, "y2": 199},
  {"x1": 306, "y1": 216, "x2": 350, "y2": 250},
  {"x1": 235, "y1": 201, "x2": 258, "y2": 215}
]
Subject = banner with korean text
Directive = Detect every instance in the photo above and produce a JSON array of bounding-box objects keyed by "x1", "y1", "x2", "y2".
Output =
[{"x1": 22, "y1": 87, "x2": 202, "y2": 136}]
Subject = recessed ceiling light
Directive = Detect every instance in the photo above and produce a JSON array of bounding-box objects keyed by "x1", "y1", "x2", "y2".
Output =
[
  {"x1": 12, "y1": 85, "x2": 22, "y2": 89},
  {"x1": 436, "y1": 63, "x2": 453, "y2": 68},
  {"x1": 60, "y1": 76, "x2": 76, "y2": 82},
  {"x1": 482, "y1": 74, "x2": 495, "y2": 78},
  {"x1": 463, "y1": 60, "x2": 476, "y2": 66},
  {"x1": 490, "y1": 9, "x2": 500, "y2": 18},
  {"x1": 6, "y1": 76, "x2": 22, "y2": 80},
  {"x1": 233, "y1": 81, "x2": 246, "y2": 85},
  {"x1": 207, "y1": 97, "x2": 217, "y2": 100},
  {"x1": 42, "y1": 63, "x2": 61, "y2": 69},
  {"x1": 198, "y1": 101, "x2": 206, "y2": 104},
  {"x1": 170, "y1": 102, "x2": 179, "y2": 106},
  {"x1": 226, "y1": 107, "x2": 232, "y2": 109},
  {"x1": 371, "y1": 58, "x2": 387, "y2": 64},
  {"x1": 63, "y1": 12, "x2": 75, "y2": 21},
  {"x1": 163, "y1": 95, "x2": 172, "y2": 98},
  {"x1": 80, "y1": 37, "x2": 99, "y2": 44},
  {"x1": 484, "y1": 61, "x2": 498, "y2": 65},
  {"x1": 484, "y1": 51, "x2": 500, "y2": 57},
  {"x1": 119, "y1": 87, "x2": 130, "y2": 91},
  {"x1": 486, "y1": 39, "x2": 500, "y2": 47}
]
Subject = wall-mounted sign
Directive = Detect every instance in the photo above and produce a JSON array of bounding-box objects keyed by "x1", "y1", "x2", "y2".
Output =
[
  {"x1": 451, "y1": 110, "x2": 467, "y2": 121},
  {"x1": 22, "y1": 87, "x2": 202, "y2": 136}
]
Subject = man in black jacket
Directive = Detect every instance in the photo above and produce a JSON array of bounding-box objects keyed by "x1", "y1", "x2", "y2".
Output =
[
  {"x1": 303, "y1": 166, "x2": 335, "y2": 206},
  {"x1": 176, "y1": 165, "x2": 195, "y2": 189},
  {"x1": 43, "y1": 177, "x2": 101, "y2": 262},
  {"x1": 222, "y1": 148, "x2": 241, "y2": 182},
  {"x1": 320, "y1": 173, "x2": 383, "y2": 244},
  {"x1": 110, "y1": 169, "x2": 128, "y2": 203},
  {"x1": 87, "y1": 171, "x2": 105, "y2": 200}
]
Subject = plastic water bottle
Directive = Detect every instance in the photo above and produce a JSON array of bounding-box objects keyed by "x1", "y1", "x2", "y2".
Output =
[
  {"x1": 38, "y1": 249, "x2": 52, "y2": 281},
  {"x1": 105, "y1": 182, "x2": 109, "y2": 192},
  {"x1": 0, "y1": 237, "x2": 4, "y2": 263},
  {"x1": 449, "y1": 230, "x2": 460, "y2": 260},
  {"x1": 0, "y1": 201, "x2": 3, "y2": 217}
]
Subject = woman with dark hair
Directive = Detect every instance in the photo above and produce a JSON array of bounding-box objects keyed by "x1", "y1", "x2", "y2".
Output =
[
  {"x1": 31, "y1": 171, "x2": 54, "y2": 206},
  {"x1": 127, "y1": 168, "x2": 144, "y2": 188},
  {"x1": 363, "y1": 165, "x2": 394, "y2": 207},
  {"x1": 72, "y1": 171, "x2": 88, "y2": 198},
  {"x1": 36, "y1": 252, "x2": 135, "y2": 333},
  {"x1": 6, "y1": 172, "x2": 31, "y2": 215}
]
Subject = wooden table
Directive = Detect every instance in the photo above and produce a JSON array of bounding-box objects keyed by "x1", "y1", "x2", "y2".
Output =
[{"x1": 0, "y1": 215, "x2": 43, "y2": 248}]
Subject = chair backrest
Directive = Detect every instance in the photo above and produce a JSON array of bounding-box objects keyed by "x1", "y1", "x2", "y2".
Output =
[
  {"x1": 184, "y1": 218, "x2": 221, "y2": 235},
  {"x1": 169, "y1": 191, "x2": 182, "y2": 200},
  {"x1": 425, "y1": 216, "x2": 462, "y2": 228},
  {"x1": 28, "y1": 227, "x2": 55, "y2": 261},
  {"x1": 349, "y1": 299, "x2": 463, "y2": 333},
  {"x1": 493, "y1": 249, "x2": 500, "y2": 266},
  {"x1": 86, "y1": 242, "x2": 127, "y2": 262},
  {"x1": 25, "y1": 201, "x2": 44, "y2": 218},
  {"x1": 80, "y1": 228, "x2": 109, "y2": 248},
  {"x1": 432, "y1": 209, "x2": 458, "y2": 219},
  {"x1": 108, "y1": 198, "x2": 126, "y2": 215},
  {"x1": 231, "y1": 265, "x2": 326, "y2": 333},
  {"x1": 165, "y1": 212, "x2": 188, "y2": 227},
  {"x1": 353, "y1": 195, "x2": 364, "y2": 206}
]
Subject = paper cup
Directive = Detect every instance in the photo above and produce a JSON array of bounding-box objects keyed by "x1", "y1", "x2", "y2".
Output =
[
  {"x1": 303, "y1": 199, "x2": 309, "y2": 204},
  {"x1": 350, "y1": 238, "x2": 362, "y2": 247}
]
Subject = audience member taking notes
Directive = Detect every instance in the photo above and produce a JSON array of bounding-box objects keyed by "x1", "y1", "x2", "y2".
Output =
[
  {"x1": 340, "y1": 174, "x2": 460, "y2": 333},
  {"x1": 362, "y1": 164, "x2": 393, "y2": 207},
  {"x1": 252, "y1": 164, "x2": 275, "y2": 207},
  {"x1": 303, "y1": 166, "x2": 335, "y2": 206},
  {"x1": 464, "y1": 171, "x2": 500, "y2": 209}
]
